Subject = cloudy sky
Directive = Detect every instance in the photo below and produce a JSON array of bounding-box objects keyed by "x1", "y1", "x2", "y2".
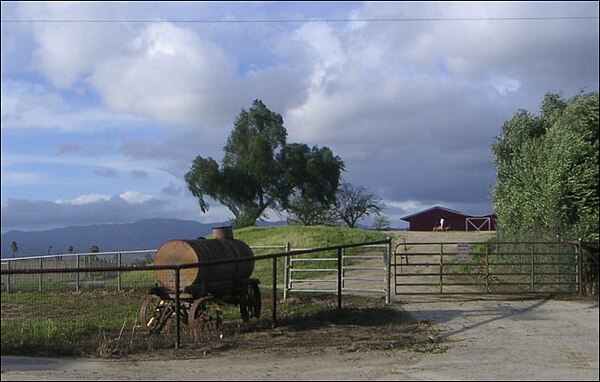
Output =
[{"x1": 1, "y1": 1, "x2": 598, "y2": 232}]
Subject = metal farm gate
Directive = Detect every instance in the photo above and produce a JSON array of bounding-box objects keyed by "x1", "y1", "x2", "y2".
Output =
[
  {"x1": 284, "y1": 243, "x2": 391, "y2": 302},
  {"x1": 394, "y1": 241, "x2": 580, "y2": 296}
]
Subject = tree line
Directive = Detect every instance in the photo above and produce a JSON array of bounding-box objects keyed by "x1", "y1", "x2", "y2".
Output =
[{"x1": 492, "y1": 91, "x2": 598, "y2": 242}]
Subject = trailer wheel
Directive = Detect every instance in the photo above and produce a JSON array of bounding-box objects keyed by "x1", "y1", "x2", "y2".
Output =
[
  {"x1": 188, "y1": 297, "x2": 222, "y2": 328},
  {"x1": 240, "y1": 282, "x2": 261, "y2": 322},
  {"x1": 140, "y1": 294, "x2": 175, "y2": 334}
]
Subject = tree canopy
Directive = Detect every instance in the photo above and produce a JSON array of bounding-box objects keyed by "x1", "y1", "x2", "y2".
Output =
[
  {"x1": 492, "y1": 91, "x2": 599, "y2": 242},
  {"x1": 185, "y1": 99, "x2": 345, "y2": 228}
]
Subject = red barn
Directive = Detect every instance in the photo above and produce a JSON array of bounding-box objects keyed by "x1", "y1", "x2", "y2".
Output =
[{"x1": 401, "y1": 206, "x2": 496, "y2": 232}]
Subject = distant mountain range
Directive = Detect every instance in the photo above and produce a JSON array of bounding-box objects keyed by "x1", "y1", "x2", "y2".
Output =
[{"x1": 1, "y1": 218, "x2": 284, "y2": 258}]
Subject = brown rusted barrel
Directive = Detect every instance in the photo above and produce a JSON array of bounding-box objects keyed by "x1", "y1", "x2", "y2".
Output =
[
  {"x1": 154, "y1": 238, "x2": 255, "y2": 291},
  {"x1": 212, "y1": 226, "x2": 233, "y2": 240}
]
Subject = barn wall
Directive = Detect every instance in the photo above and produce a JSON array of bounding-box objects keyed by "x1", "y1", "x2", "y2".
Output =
[{"x1": 407, "y1": 209, "x2": 468, "y2": 231}]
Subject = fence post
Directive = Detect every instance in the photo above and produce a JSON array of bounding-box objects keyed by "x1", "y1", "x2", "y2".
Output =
[
  {"x1": 337, "y1": 247, "x2": 343, "y2": 310},
  {"x1": 117, "y1": 252, "x2": 122, "y2": 292},
  {"x1": 485, "y1": 243, "x2": 490, "y2": 294},
  {"x1": 272, "y1": 254, "x2": 278, "y2": 328},
  {"x1": 283, "y1": 242, "x2": 291, "y2": 301},
  {"x1": 76, "y1": 254, "x2": 80, "y2": 292},
  {"x1": 341, "y1": 248, "x2": 346, "y2": 289},
  {"x1": 7, "y1": 260, "x2": 11, "y2": 293},
  {"x1": 531, "y1": 243, "x2": 535, "y2": 293},
  {"x1": 440, "y1": 244, "x2": 444, "y2": 294},
  {"x1": 175, "y1": 268, "x2": 181, "y2": 350},
  {"x1": 578, "y1": 239, "x2": 583, "y2": 297},
  {"x1": 386, "y1": 237, "x2": 392, "y2": 304},
  {"x1": 39, "y1": 257, "x2": 43, "y2": 292}
]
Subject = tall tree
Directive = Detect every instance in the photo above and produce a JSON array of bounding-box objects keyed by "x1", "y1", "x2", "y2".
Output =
[
  {"x1": 492, "y1": 91, "x2": 599, "y2": 241},
  {"x1": 185, "y1": 99, "x2": 344, "y2": 228}
]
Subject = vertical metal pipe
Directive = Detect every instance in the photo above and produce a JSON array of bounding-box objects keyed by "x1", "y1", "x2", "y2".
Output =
[
  {"x1": 175, "y1": 268, "x2": 181, "y2": 350},
  {"x1": 283, "y1": 242, "x2": 290, "y2": 301},
  {"x1": 76, "y1": 254, "x2": 80, "y2": 292},
  {"x1": 531, "y1": 243, "x2": 535, "y2": 293},
  {"x1": 386, "y1": 237, "x2": 392, "y2": 304},
  {"x1": 341, "y1": 248, "x2": 346, "y2": 289},
  {"x1": 117, "y1": 253, "x2": 122, "y2": 292},
  {"x1": 440, "y1": 244, "x2": 444, "y2": 294},
  {"x1": 485, "y1": 243, "x2": 490, "y2": 294},
  {"x1": 272, "y1": 255, "x2": 277, "y2": 328},
  {"x1": 39, "y1": 257, "x2": 43, "y2": 292},
  {"x1": 577, "y1": 239, "x2": 583, "y2": 297},
  {"x1": 337, "y1": 248, "x2": 342, "y2": 310},
  {"x1": 7, "y1": 260, "x2": 11, "y2": 293}
]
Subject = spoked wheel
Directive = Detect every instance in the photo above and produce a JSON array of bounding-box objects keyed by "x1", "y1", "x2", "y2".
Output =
[
  {"x1": 188, "y1": 297, "x2": 223, "y2": 329},
  {"x1": 240, "y1": 282, "x2": 261, "y2": 323},
  {"x1": 140, "y1": 294, "x2": 176, "y2": 334}
]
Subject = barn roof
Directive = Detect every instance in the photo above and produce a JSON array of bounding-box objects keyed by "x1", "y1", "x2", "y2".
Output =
[{"x1": 401, "y1": 206, "x2": 468, "y2": 221}]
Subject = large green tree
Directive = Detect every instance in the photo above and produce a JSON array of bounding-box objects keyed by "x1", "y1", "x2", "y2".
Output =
[
  {"x1": 492, "y1": 91, "x2": 599, "y2": 242},
  {"x1": 185, "y1": 99, "x2": 345, "y2": 228}
]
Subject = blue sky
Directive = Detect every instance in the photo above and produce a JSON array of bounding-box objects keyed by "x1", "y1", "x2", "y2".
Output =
[{"x1": 1, "y1": 1, "x2": 599, "y2": 232}]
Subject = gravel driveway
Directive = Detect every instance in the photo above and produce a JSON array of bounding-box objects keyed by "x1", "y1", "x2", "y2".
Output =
[{"x1": 2, "y1": 295, "x2": 597, "y2": 380}]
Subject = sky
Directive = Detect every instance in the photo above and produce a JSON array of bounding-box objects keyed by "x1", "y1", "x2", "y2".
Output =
[{"x1": 1, "y1": 1, "x2": 599, "y2": 233}]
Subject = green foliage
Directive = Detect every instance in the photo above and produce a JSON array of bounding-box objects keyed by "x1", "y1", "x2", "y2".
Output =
[
  {"x1": 185, "y1": 99, "x2": 344, "y2": 228},
  {"x1": 492, "y1": 91, "x2": 599, "y2": 242}
]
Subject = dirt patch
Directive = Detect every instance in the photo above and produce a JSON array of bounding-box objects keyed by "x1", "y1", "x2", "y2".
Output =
[{"x1": 120, "y1": 295, "x2": 445, "y2": 361}]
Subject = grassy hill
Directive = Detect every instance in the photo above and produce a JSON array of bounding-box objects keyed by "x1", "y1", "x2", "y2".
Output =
[
  {"x1": 229, "y1": 225, "x2": 388, "y2": 286},
  {"x1": 232, "y1": 225, "x2": 388, "y2": 250}
]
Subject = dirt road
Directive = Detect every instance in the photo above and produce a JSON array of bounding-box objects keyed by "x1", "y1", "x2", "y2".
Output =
[
  {"x1": 2, "y1": 296, "x2": 597, "y2": 380},
  {"x1": 1, "y1": 231, "x2": 598, "y2": 380}
]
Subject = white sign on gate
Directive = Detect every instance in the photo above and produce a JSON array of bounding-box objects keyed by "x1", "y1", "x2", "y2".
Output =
[{"x1": 457, "y1": 243, "x2": 470, "y2": 262}]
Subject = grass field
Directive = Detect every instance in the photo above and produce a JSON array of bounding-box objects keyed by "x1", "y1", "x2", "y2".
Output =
[{"x1": 0, "y1": 225, "x2": 388, "y2": 356}]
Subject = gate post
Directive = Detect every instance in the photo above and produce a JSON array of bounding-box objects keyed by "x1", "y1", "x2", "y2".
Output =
[
  {"x1": 272, "y1": 254, "x2": 277, "y2": 328},
  {"x1": 337, "y1": 247, "x2": 343, "y2": 310},
  {"x1": 386, "y1": 237, "x2": 392, "y2": 304},
  {"x1": 283, "y1": 242, "x2": 291, "y2": 301},
  {"x1": 439, "y1": 244, "x2": 444, "y2": 294},
  {"x1": 531, "y1": 243, "x2": 535, "y2": 293},
  {"x1": 485, "y1": 243, "x2": 490, "y2": 294},
  {"x1": 578, "y1": 239, "x2": 583, "y2": 297}
]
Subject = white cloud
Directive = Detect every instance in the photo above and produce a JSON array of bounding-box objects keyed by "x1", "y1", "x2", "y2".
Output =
[
  {"x1": 489, "y1": 75, "x2": 522, "y2": 95},
  {"x1": 56, "y1": 194, "x2": 111, "y2": 205},
  {"x1": 119, "y1": 191, "x2": 153, "y2": 204},
  {"x1": 16, "y1": 2, "x2": 131, "y2": 89},
  {"x1": 90, "y1": 22, "x2": 243, "y2": 127}
]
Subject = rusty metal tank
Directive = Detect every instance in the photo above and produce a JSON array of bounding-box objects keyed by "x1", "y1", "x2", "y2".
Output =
[{"x1": 154, "y1": 227, "x2": 254, "y2": 291}]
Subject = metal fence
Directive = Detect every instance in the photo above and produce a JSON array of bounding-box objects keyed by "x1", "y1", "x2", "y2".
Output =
[
  {"x1": 1, "y1": 250, "x2": 157, "y2": 293},
  {"x1": 284, "y1": 244, "x2": 391, "y2": 303},
  {"x1": 1, "y1": 239, "x2": 392, "y2": 350},
  {"x1": 393, "y1": 241, "x2": 589, "y2": 296}
]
